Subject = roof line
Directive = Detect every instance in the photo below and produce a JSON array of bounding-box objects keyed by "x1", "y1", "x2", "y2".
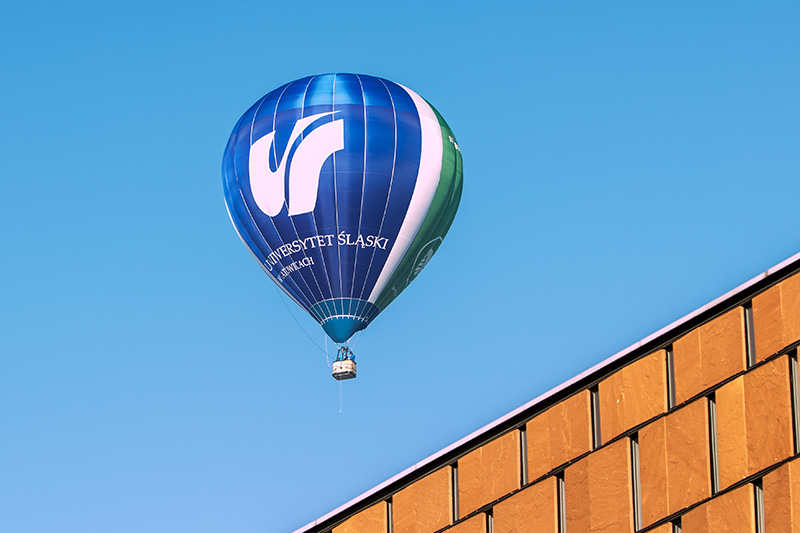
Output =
[{"x1": 293, "y1": 250, "x2": 800, "y2": 533}]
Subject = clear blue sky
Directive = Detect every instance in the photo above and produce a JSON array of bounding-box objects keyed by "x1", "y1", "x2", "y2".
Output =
[{"x1": 2, "y1": 2, "x2": 799, "y2": 532}]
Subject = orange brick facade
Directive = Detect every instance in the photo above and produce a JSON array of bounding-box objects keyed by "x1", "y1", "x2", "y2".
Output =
[
  {"x1": 457, "y1": 431, "x2": 520, "y2": 518},
  {"x1": 298, "y1": 262, "x2": 800, "y2": 533},
  {"x1": 639, "y1": 398, "x2": 711, "y2": 526},
  {"x1": 393, "y1": 468, "x2": 452, "y2": 533}
]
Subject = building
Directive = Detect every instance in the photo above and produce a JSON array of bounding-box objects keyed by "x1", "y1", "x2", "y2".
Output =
[{"x1": 293, "y1": 252, "x2": 800, "y2": 532}]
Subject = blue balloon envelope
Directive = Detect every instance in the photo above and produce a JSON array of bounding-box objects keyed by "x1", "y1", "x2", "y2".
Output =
[{"x1": 222, "y1": 74, "x2": 462, "y2": 343}]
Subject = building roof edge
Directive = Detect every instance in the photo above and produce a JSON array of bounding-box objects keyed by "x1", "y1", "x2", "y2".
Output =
[{"x1": 292, "y1": 250, "x2": 800, "y2": 533}]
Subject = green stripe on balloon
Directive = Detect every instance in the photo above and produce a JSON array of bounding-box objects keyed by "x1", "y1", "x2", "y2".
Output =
[{"x1": 374, "y1": 101, "x2": 463, "y2": 311}]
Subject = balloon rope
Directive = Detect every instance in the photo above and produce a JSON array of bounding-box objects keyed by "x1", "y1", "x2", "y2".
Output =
[
  {"x1": 350, "y1": 331, "x2": 363, "y2": 349},
  {"x1": 339, "y1": 379, "x2": 343, "y2": 413},
  {"x1": 324, "y1": 336, "x2": 332, "y2": 368},
  {"x1": 273, "y1": 286, "x2": 328, "y2": 355}
]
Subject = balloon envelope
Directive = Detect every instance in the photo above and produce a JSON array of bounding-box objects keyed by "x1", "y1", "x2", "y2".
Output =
[{"x1": 222, "y1": 74, "x2": 462, "y2": 343}]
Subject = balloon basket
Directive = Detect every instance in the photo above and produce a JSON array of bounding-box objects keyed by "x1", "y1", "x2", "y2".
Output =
[
  {"x1": 332, "y1": 346, "x2": 357, "y2": 380},
  {"x1": 332, "y1": 359, "x2": 356, "y2": 380}
]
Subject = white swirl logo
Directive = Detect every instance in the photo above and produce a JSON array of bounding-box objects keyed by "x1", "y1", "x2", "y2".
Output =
[{"x1": 249, "y1": 111, "x2": 344, "y2": 216}]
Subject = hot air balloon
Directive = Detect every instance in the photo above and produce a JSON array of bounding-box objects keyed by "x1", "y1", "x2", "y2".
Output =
[{"x1": 222, "y1": 73, "x2": 462, "y2": 379}]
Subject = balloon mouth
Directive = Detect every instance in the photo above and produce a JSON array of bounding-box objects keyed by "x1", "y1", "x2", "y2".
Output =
[
  {"x1": 310, "y1": 298, "x2": 380, "y2": 343},
  {"x1": 322, "y1": 317, "x2": 369, "y2": 343}
]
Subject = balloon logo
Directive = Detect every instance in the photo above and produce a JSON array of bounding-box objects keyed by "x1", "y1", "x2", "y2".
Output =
[{"x1": 222, "y1": 74, "x2": 463, "y2": 345}]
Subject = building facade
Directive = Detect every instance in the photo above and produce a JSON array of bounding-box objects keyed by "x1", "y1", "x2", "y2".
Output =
[{"x1": 295, "y1": 253, "x2": 800, "y2": 532}]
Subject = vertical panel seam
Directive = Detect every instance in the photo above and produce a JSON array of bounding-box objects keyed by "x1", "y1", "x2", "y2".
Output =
[
  {"x1": 666, "y1": 346, "x2": 676, "y2": 410},
  {"x1": 519, "y1": 426, "x2": 529, "y2": 487},
  {"x1": 451, "y1": 462, "x2": 459, "y2": 523},
  {"x1": 708, "y1": 393, "x2": 721, "y2": 494},
  {"x1": 790, "y1": 350, "x2": 800, "y2": 455},
  {"x1": 631, "y1": 434, "x2": 643, "y2": 532},
  {"x1": 754, "y1": 479, "x2": 765, "y2": 533},
  {"x1": 386, "y1": 498, "x2": 393, "y2": 533},
  {"x1": 557, "y1": 471, "x2": 566, "y2": 533},
  {"x1": 590, "y1": 386, "x2": 602, "y2": 449},
  {"x1": 745, "y1": 302, "x2": 756, "y2": 368}
]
